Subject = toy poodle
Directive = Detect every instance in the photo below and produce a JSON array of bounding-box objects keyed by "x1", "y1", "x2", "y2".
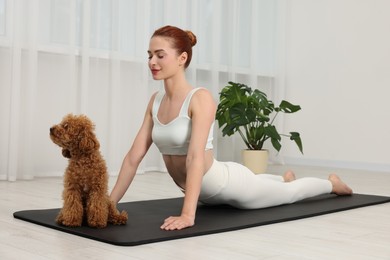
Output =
[{"x1": 50, "y1": 114, "x2": 128, "y2": 228}]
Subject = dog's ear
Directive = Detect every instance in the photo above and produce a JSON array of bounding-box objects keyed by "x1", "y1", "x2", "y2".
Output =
[{"x1": 79, "y1": 130, "x2": 100, "y2": 153}]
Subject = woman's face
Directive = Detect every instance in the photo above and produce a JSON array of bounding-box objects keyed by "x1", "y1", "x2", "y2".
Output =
[{"x1": 148, "y1": 36, "x2": 186, "y2": 80}]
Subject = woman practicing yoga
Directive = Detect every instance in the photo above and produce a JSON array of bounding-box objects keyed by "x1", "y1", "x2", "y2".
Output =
[{"x1": 109, "y1": 25, "x2": 353, "y2": 231}]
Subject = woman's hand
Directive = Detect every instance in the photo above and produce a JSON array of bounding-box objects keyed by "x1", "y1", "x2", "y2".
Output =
[{"x1": 160, "y1": 215, "x2": 195, "y2": 231}]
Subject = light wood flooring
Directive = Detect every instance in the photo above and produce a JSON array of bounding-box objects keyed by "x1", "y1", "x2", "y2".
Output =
[{"x1": 1, "y1": 165, "x2": 389, "y2": 260}]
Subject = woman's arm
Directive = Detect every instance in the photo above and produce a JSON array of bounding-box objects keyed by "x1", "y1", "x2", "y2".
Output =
[
  {"x1": 161, "y1": 88, "x2": 216, "y2": 230},
  {"x1": 109, "y1": 93, "x2": 156, "y2": 204}
]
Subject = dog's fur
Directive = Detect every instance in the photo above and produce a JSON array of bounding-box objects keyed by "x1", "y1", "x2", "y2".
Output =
[{"x1": 50, "y1": 114, "x2": 127, "y2": 228}]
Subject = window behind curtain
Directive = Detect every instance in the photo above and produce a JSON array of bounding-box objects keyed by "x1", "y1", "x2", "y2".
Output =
[
  {"x1": 0, "y1": 0, "x2": 280, "y2": 179},
  {"x1": 0, "y1": 0, "x2": 276, "y2": 76}
]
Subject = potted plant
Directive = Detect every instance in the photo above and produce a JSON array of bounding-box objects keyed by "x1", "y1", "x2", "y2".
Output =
[{"x1": 215, "y1": 81, "x2": 303, "y2": 173}]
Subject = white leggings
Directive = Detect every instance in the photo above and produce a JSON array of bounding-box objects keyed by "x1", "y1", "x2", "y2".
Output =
[{"x1": 199, "y1": 160, "x2": 332, "y2": 209}]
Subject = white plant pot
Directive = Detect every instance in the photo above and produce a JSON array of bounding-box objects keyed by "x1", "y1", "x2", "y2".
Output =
[{"x1": 241, "y1": 149, "x2": 269, "y2": 174}]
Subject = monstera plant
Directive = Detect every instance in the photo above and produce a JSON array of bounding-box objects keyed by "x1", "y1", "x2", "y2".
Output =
[{"x1": 215, "y1": 81, "x2": 303, "y2": 173}]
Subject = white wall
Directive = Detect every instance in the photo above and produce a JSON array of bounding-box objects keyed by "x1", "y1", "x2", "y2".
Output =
[{"x1": 282, "y1": 0, "x2": 390, "y2": 172}]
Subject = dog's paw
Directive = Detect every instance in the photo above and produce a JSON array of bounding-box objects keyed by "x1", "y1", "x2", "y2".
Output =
[
  {"x1": 56, "y1": 211, "x2": 82, "y2": 227},
  {"x1": 108, "y1": 210, "x2": 128, "y2": 225},
  {"x1": 107, "y1": 200, "x2": 128, "y2": 225},
  {"x1": 87, "y1": 219, "x2": 107, "y2": 228}
]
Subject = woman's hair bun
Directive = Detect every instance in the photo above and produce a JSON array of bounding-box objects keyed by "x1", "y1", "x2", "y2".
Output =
[{"x1": 185, "y1": 30, "x2": 197, "y2": 47}]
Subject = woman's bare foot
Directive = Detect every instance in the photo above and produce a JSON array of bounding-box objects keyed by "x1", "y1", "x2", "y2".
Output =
[
  {"x1": 283, "y1": 170, "x2": 296, "y2": 182},
  {"x1": 328, "y1": 174, "x2": 353, "y2": 195}
]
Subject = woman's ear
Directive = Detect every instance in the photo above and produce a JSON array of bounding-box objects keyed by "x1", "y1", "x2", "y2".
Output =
[{"x1": 179, "y1": 52, "x2": 188, "y2": 66}]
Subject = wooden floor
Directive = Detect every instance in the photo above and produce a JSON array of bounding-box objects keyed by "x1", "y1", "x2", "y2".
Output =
[{"x1": 1, "y1": 164, "x2": 390, "y2": 260}]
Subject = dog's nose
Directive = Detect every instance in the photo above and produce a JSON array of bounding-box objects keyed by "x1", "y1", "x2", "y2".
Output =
[{"x1": 50, "y1": 127, "x2": 54, "y2": 134}]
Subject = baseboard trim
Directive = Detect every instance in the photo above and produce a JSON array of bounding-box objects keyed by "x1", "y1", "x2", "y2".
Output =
[{"x1": 283, "y1": 157, "x2": 390, "y2": 173}]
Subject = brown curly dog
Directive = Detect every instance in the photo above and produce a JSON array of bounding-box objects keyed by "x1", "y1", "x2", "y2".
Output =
[{"x1": 50, "y1": 114, "x2": 128, "y2": 228}]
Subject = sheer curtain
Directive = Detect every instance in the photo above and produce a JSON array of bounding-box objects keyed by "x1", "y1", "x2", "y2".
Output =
[{"x1": 0, "y1": 0, "x2": 282, "y2": 181}]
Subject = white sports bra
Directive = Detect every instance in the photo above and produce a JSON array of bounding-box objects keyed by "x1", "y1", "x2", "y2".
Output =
[{"x1": 152, "y1": 88, "x2": 214, "y2": 155}]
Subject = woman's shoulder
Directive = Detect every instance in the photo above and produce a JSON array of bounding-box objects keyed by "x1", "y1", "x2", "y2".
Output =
[
  {"x1": 193, "y1": 87, "x2": 213, "y2": 99},
  {"x1": 190, "y1": 87, "x2": 216, "y2": 110},
  {"x1": 194, "y1": 86, "x2": 209, "y2": 92},
  {"x1": 145, "y1": 91, "x2": 161, "y2": 114},
  {"x1": 192, "y1": 87, "x2": 212, "y2": 98},
  {"x1": 149, "y1": 90, "x2": 164, "y2": 104}
]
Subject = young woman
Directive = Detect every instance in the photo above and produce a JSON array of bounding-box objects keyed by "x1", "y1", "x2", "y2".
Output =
[{"x1": 109, "y1": 25, "x2": 353, "y2": 231}]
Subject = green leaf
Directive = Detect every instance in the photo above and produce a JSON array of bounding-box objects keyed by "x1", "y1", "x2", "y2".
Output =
[
  {"x1": 279, "y1": 100, "x2": 301, "y2": 113},
  {"x1": 264, "y1": 125, "x2": 281, "y2": 141},
  {"x1": 271, "y1": 138, "x2": 282, "y2": 152},
  {"x1": 290, "y1": 132, "x2": 304, "y2": 154}
]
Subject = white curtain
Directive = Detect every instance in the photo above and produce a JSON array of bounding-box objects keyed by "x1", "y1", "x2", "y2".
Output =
[{"x1": 0, "y1": 0, "x2": 281, "y2": 181}]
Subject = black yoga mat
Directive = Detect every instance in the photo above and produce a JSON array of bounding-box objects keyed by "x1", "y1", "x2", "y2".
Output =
[{"x1": 14, "y1": 193, "x2": 390, "y2": 246}]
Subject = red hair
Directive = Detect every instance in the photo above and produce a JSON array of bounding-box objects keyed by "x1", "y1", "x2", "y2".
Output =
[{"x1": 152, "y1": 25, "x2": 197, "y2": 68}]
